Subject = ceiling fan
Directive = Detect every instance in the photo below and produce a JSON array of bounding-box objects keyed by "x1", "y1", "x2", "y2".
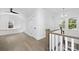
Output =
[{"x1": 10, "y1": 8, "x2": 18, "y2": 14}]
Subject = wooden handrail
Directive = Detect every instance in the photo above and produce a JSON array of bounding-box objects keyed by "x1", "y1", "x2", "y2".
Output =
[
  {"x1": 50, "y1": 29, "x2": 60, "y2": 32},
  {"x1": 46, "y1": 27, "x2": 79, "y2": 40},
  {"x1": 50, "y1": 32, "x2": 79, "y2": 39},
  {"x1": 46, "y1": 29, "x2": 79, "y2": 39},
  {"x1": 49, "y1": 27, "x2": 64, "y2": 34}
]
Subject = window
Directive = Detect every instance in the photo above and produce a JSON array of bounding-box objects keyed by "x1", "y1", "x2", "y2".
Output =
[
  {"x1": 8, "y1": 21, "x2": 13, "y2": 28},
  {"x1": 68, "y1": 18, "x2": 77, "y2": 29}
]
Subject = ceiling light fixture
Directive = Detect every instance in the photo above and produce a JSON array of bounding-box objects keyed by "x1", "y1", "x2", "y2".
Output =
[{"x1": 61, "y1": 8, "x2": 67, "y2": 18}]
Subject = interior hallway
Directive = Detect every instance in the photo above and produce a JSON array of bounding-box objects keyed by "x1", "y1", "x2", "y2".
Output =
[{"x1": 0, "y1": 32, "x2": 48, "y2": 51}]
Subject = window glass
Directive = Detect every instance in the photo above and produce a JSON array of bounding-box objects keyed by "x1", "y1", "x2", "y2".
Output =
[{"x1": 68, "y1": 18, "x2": 77, "y2": 29}]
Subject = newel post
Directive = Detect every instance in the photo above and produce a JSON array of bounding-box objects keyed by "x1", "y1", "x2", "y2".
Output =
[
  {"x1": 60, "y1": 27, "x2": 65, "y2": 46},
  {"x1": 60, "y1": 27, "x2": 65, "y2": 35},
  {"x1": 46, "y1": 29, "x2": 50, "y2": 51}
]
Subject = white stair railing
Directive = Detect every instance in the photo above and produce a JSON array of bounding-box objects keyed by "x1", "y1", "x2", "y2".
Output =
[
  {"x1": 49, "y1": 33, "x2": 52, "y2": 51},
  {"x1": 49, "y1": 32, "x2": 76, "y2": 51},
  {"x1": 60, "y1": 36, "x2": 63, "y2": 51},
  {"x1": 46, "y1": 29, "x2": 79, "y2": 51},
  {"x1": 65, "y1": 37, "x2": 68, "y2": 51},
  {"x1": 71, "y1": 38, "x2": 74, "y2": 51},
  {"x1": 51, "y1": 34, "x2": 55, "y2": 51},
  {"x1": 55, "y1": 35, "x2": 58, "y2": 51}
]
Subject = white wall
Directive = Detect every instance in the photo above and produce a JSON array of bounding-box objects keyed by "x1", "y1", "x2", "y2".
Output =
[
  {"x1": 25, "y1": 9, "x2": 46, "y2": 40},
  {"x1": 43, "y1": 8, "x2": 62, "y2": 30},
  {"x1": 24, "y1": 8, "x2": 66, "y2": 40},
  {"x1": 24, "y1": 8, "x2": 63, "y2": 40}
]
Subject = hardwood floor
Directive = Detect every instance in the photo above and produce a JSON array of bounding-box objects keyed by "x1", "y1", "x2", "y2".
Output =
[{"x1": 0, "y1": 32, "x2": 48, "y2": 51}]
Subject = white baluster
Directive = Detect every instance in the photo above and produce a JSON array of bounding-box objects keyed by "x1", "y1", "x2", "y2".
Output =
[
  {"x1": 65, "y1": 37, "x2": 68, "y2": 51},
  {"x1": 60, "y1": 36, "x2": 63, "y2": 51},
  {"x1": 52, "y1": 34, "x2": 55, "y2": 51},
  {"x1": 71, "y1": 38, "x2": 74, "y2": 51},
  {"x1": 56, "y1": 35, "x2": 58, "y2": 51},
  {"x1": 49, "y1": 33, "x2": 52, "y2": 51}
]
